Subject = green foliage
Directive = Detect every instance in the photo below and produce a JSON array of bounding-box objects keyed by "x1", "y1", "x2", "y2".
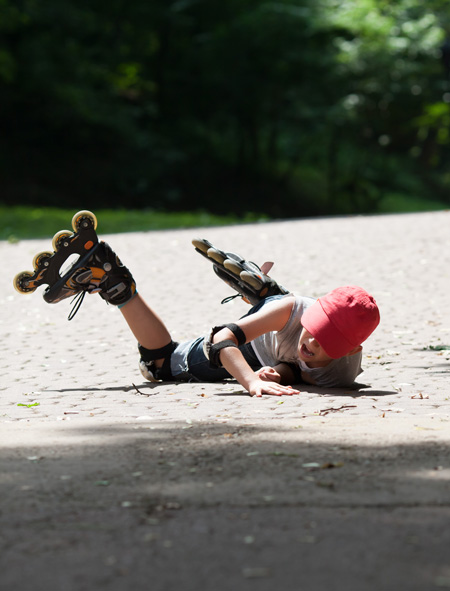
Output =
[
  {"x1": 0, "y1": 0, "x2": 449, "y2": 216},
  {"x1": 0, "y1": 206, "x2": 268, "y2": 241}
]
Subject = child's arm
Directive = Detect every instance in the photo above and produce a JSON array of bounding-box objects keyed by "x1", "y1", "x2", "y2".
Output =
[{"x1": 212, "y1": 297, "x2": 301, "y2": 397}]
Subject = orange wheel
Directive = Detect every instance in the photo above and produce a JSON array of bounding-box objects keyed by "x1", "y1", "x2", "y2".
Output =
[
  {"x1": 32, "y1": 251, "x2": 53, "y2": 270},
  {"x1": 13, "y1": 271, "x2": 36, "y2": 294},
  {"x1": 52, "y1": 230, "x2": 72, "y2": 251},
  {"x1": 71, "y1": 210, "x2": 97, "y2": 232}
]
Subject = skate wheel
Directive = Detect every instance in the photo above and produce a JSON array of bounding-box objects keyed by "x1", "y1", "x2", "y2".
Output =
[
  {"x1": 72, "y1": 210, "x2": 98, "y2": 232},
  {"x1": 240, "y1": 270, "x2": 263, "y2": 291},
  {"x1": 13, "y1": 271, "x2": 36, "y2": 294},
  {"x1": 32, "y1": 251, "x2": 53, "y2": 270},
  {"x1": 207, "y1": 247, "x2": 227, "y2": 265},
  {"x1": 191, "y1": 238, "x2": 213, "y2": 254},
  {"x1": 223, "y1": 258, "x2": 244, "y2": 277},
  {"x1": 52, "y1": 230, "x2": 72, "y2": 251}
]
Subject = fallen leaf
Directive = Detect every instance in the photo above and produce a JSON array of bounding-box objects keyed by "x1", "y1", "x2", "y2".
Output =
[
  {"x1": 394, "y1": 383, "x2": 413, "y2": 392},
  {"x1": 321, "y1": 461, "x2": 344, "y2": 469},
  {"x1": 316, "y1": 481, "x2": 335, "y2": 490},
  {"x1": 242, "y1": 568, "x2": 271, "y2": 579},
  {"x1": 424, "y1": 345, "x2": 450, "y2": 351},
  {"x1": 17, "y1": 402, "x2": 40, "y2": 408}
]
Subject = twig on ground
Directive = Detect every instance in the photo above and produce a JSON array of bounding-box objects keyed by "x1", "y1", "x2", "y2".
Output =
[
  {"x1": 132, "y1": 383, "x2": 156, "y2": 396},
  {"x1": 319, "y1": 405, "x2": 357, "y2": 416}
]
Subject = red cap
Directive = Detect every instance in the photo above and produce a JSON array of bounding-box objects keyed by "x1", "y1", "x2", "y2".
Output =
[{"x1": 301, "y1": 286, "x2": 380, "y2": 359}]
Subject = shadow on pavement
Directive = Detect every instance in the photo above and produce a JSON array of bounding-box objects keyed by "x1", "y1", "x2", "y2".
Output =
[{"x1": 1, "y1": 420, "x2": 449, "y2": 591}]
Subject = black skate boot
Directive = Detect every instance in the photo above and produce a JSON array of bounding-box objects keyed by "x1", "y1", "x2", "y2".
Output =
[
  {"x1": 46, "y1": 240, "x2": 135, "y2": 305},
  {"x1": 14, "y1": 210, "x2": 136, "y2": 318},
  {"x1": 192, "y1": 238, "x2": 289, "y2": 306}
]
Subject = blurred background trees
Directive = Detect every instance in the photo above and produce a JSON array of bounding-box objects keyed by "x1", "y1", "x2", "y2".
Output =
[{"x1": 1, "y1": 0, "x2": 449, "y2": 217}]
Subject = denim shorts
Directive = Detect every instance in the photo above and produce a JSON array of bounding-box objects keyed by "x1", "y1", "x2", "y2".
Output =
[{"x1": 168, "y1": 295, "x2": 284, "y2": 382}]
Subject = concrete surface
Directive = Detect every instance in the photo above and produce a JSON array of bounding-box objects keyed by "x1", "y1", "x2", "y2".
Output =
[{"x1": 1, "y1": 211, "x2": 450, "y2": 590}]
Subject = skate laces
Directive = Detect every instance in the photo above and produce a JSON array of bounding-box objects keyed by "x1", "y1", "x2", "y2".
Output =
[
  {"x1": 221, "y1": 293, "x2": 243, "y2": 305},
  {"x1": 68, "y1": 291, "x2": 86, "y2": 321},
  {"x1": 67, "y1": 279, "x2": 105, "y2": 320}
]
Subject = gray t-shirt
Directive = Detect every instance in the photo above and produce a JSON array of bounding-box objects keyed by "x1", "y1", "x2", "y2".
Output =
[{"x1": 250, "y1": 295, "x2": 363, "y2": 388}]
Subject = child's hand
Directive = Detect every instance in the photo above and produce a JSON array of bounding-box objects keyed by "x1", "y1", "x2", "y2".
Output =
[
  {"x1": 255, "y1": 366, "x2": 281, "y2": 383},
  {"x1": 248, "y1": 377, "x2": 300, "y2": 398}
]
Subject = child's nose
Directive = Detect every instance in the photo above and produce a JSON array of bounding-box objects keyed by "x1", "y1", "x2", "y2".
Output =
[{"x1": 308, "y1": 336, "x2": 320, "y2": 349}]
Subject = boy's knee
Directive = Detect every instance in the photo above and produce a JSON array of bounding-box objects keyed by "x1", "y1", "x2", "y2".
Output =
[{"x1": 138, "y1": 341, "x2": 178, "y2": 381}]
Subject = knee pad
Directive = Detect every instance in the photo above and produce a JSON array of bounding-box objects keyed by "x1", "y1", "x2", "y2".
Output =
[
  {"x1": 138, "y1": 341, "x2": 178, "y2": 362},
  {"x1": 138, "y1": 341, "x2": 178, "y2": 381}
]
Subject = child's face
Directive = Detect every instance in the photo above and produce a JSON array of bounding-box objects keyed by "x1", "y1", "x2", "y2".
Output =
[{"x1": 298, "y1": 329, "x2": 333, "y2": 368}]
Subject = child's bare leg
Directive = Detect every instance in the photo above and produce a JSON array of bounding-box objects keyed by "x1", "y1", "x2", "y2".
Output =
[
  {"x1": 34, "y1": 231, "x2": 174, "y2": 379},
  {"x1": 120, "y1": 294, "x2": 172, "y2": 368}
]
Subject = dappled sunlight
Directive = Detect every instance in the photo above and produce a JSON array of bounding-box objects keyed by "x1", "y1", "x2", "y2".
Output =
[
  {"x1": 402, "y1": 468, "x2": 450, "y2": 482},
  {"x1": 2, "y1": 419, "x2": 450, "y2": 509},
  {"x1": 1, "y1": 418, "x2": 450, "y2": 589}
]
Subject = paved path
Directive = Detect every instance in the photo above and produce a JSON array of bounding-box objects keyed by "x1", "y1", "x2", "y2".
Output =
[{"x1": 1, "y1": 211, "x2": 450, "y2": 590}]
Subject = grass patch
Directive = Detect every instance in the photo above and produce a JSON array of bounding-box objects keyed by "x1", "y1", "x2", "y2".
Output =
[
  {"x1": 376, "y1": 192, "x2": 448, "y2": 214},
  {"x1": 2, "y1": 194, "x2": 447, "y2": 242},
  {"x1": 0, "y1": 206, "x2": 268, "y2": 241}
]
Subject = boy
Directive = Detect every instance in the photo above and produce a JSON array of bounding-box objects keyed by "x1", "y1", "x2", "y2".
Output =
[{"x1": 15, "y1": 224, "x2": 380, "y2": 397}]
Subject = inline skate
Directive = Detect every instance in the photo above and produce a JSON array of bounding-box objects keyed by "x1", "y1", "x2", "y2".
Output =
[
  {"x1": 13, "y1": 210, "x2": 136, "y2": 318},
  {"x1": 192, "y1": 237, "x2": 289, "y2": 305}
]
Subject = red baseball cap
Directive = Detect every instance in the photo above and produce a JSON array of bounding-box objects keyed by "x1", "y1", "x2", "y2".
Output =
[{"x1": 301, "y1": 286, "x2": 380, "y2": 359}]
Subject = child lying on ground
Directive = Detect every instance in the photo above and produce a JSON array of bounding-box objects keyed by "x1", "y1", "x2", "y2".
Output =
[{"x1": 15, "y1": 220, "x2": 380, "y2": 397}]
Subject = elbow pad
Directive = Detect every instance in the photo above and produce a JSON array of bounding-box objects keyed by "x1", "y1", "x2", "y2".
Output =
[{"x1": 203, "y1": 323, "x2": 247, "y2": 368}]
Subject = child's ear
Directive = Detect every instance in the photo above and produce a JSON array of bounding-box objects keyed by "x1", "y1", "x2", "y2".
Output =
[{"x1": 346, "y1": 345, "x2": 362, "y2": 357}]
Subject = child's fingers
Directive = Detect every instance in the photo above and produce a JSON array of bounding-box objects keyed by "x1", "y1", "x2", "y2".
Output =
[
  {"x1": 259, "y1": 384, "x2": 300, "y2": 397},
  {"x1": 249, "y1": 378, "x2": 301, "y2": 397}
]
